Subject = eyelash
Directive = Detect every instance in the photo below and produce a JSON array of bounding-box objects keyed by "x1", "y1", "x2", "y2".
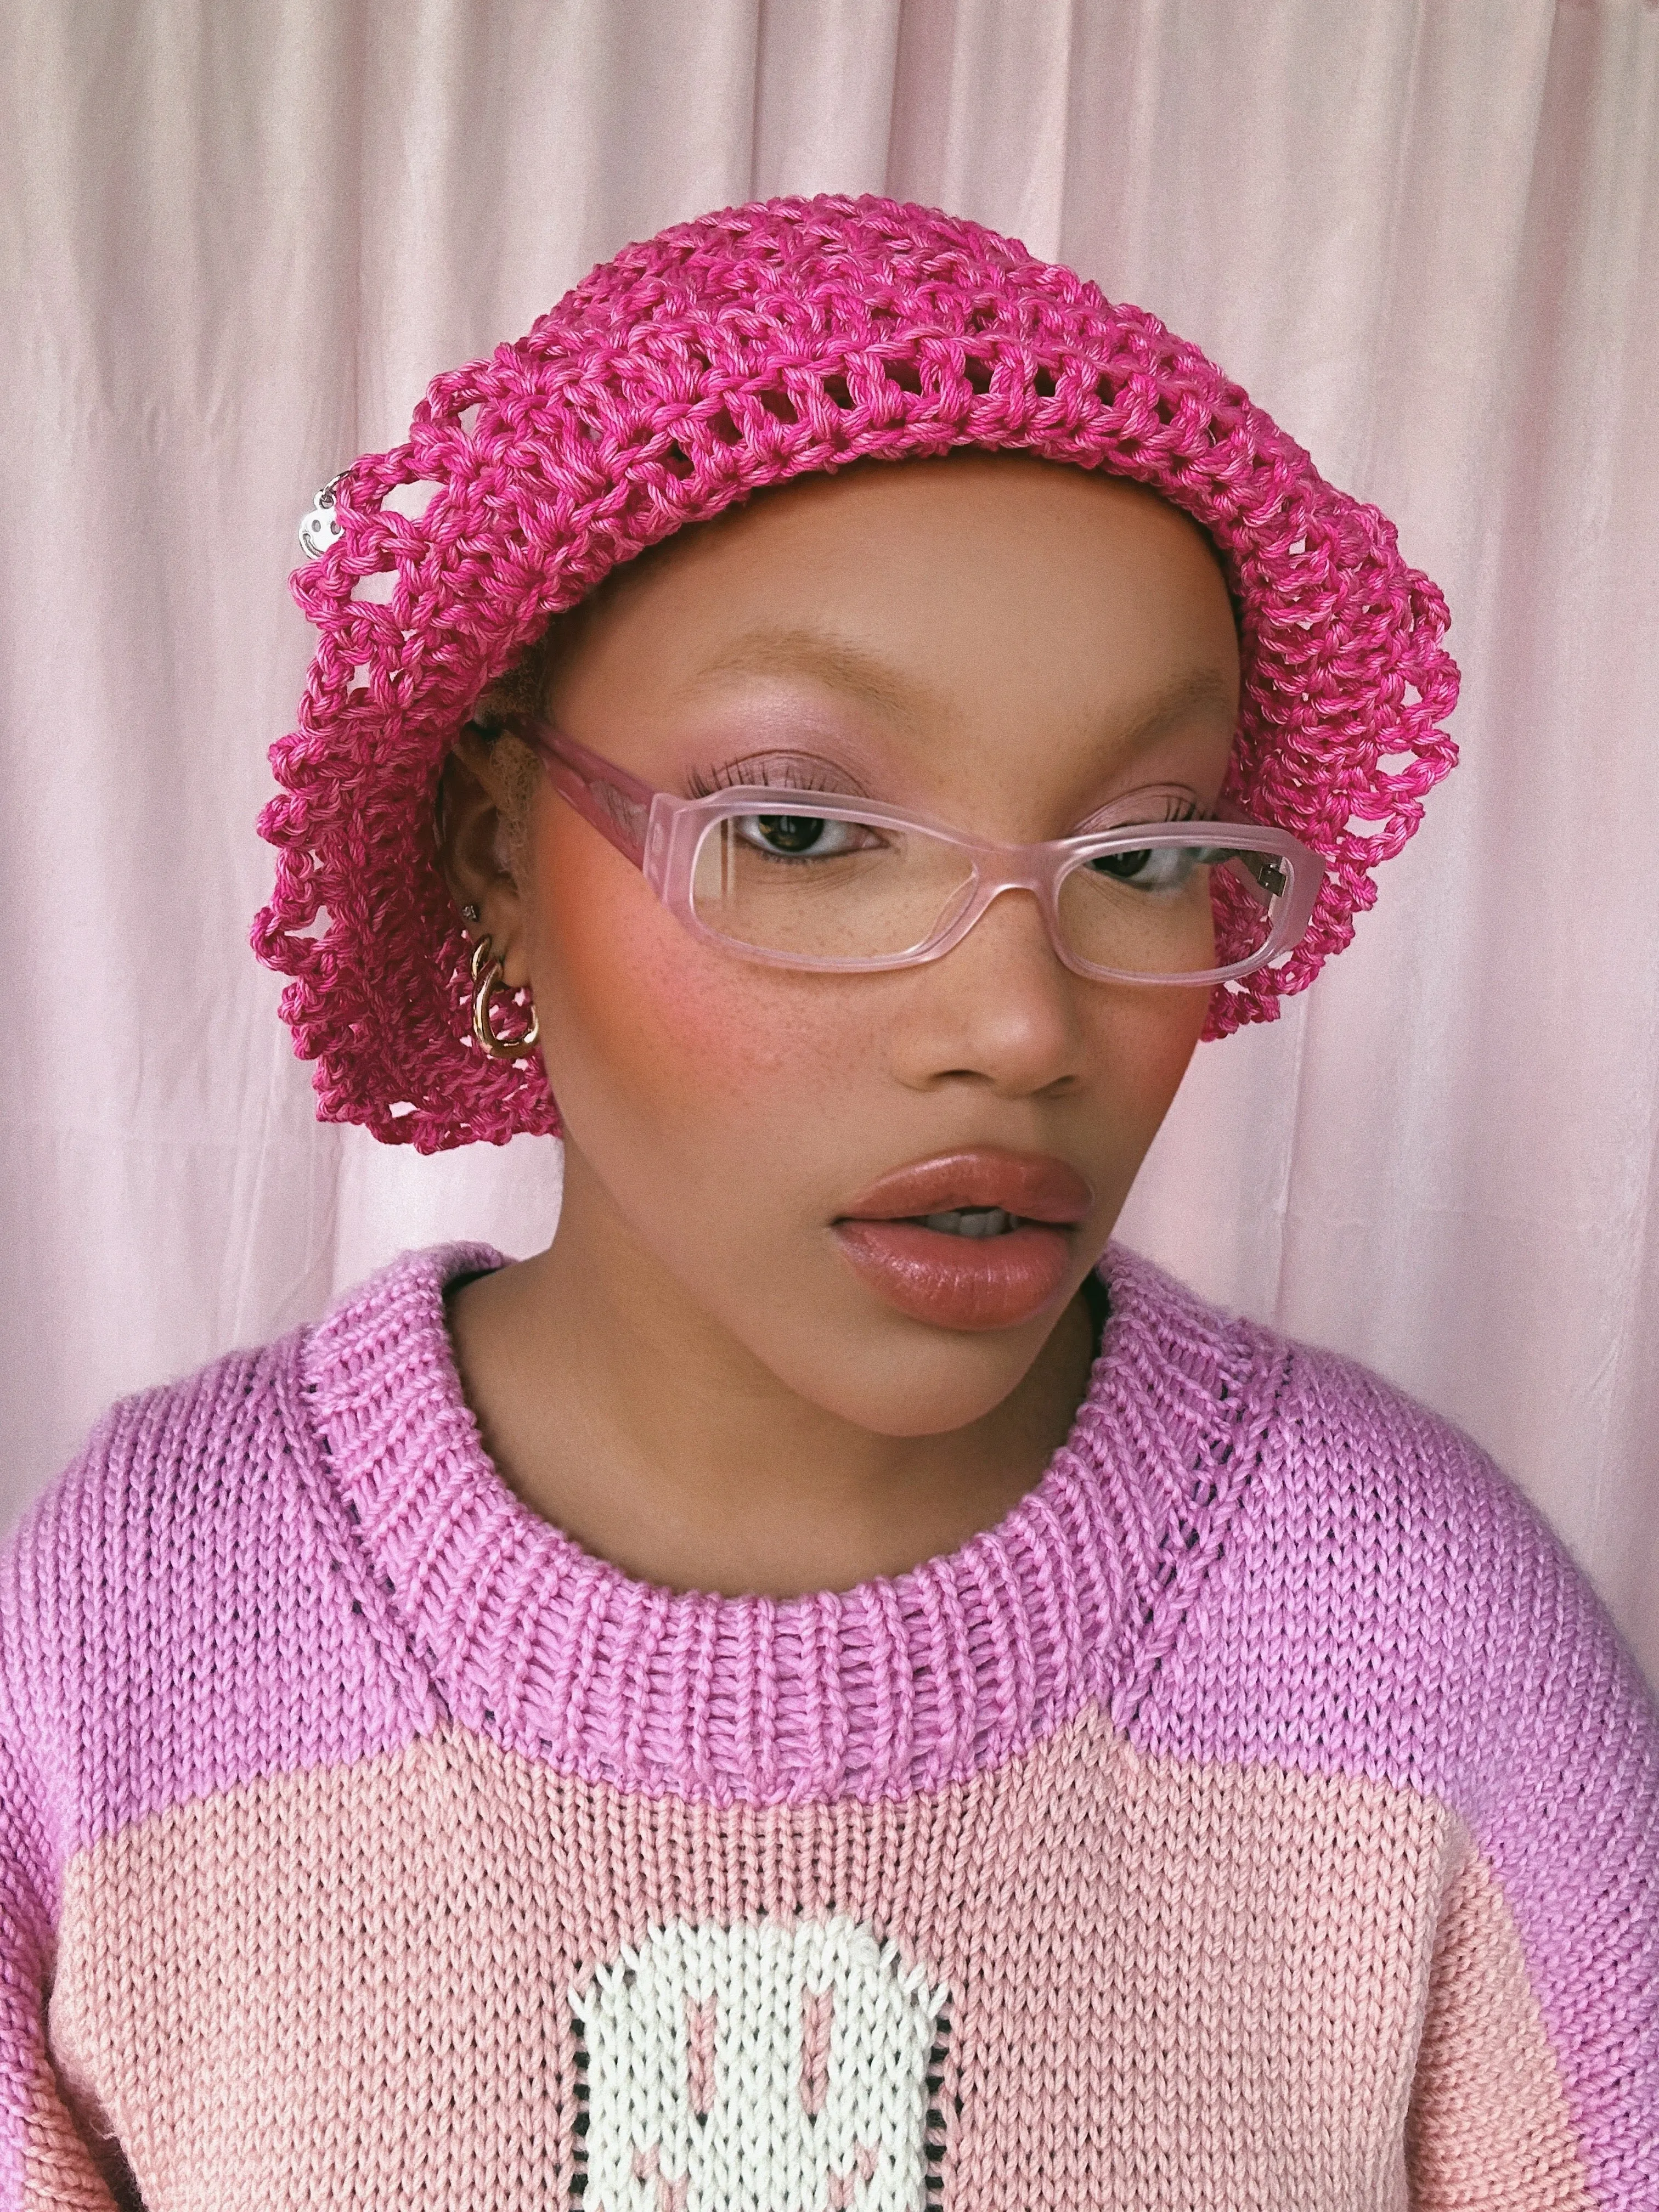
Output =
[
  {"x1": 1074, "y1": 791, "x2": 1204, "y2": 834},
  {"x1": 685, "y1": 754, "x2": 864, "y2": 799}
]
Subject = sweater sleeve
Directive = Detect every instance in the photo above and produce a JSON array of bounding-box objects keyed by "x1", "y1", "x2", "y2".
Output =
[
  {"x1": 1404, "y1": 1512, "x2": 1659, "y2": 2210},
  {"x1": 0, "y1": 1705, "x2": 133, "y2": 2208}
]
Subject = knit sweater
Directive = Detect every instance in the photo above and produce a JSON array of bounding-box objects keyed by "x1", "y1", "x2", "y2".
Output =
[{"x1": 2, "y1": 1246, "x2": 1655, "y2": 2211}]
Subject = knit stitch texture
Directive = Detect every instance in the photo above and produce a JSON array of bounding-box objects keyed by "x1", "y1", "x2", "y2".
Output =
[
  {"x1": 250, "y1": 194, "x2": 1460, "y2": 1150},
  {"x1": 2, "y1": 1245, "x2": 1654, "y2": 2209}
]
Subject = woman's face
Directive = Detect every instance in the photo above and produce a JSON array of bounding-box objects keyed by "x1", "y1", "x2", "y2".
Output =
[{"x1": 455, "y1": 454, "x2": 1239, "y2": 1437}]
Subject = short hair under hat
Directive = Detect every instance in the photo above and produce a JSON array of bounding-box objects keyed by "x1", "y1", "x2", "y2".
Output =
[{"x1": 252, "y1": 193, "x2": 1458, "y2": 1153}]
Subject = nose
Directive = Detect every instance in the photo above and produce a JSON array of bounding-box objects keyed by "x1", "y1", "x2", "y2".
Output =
[{"x1": 888, "y1": 883, "x2": 1088, "y2": 1098}]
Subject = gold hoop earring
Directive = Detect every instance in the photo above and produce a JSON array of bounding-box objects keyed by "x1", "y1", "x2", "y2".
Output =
[{"x1": 470, "y1": 935, "x2": 540, "y2": 1060}]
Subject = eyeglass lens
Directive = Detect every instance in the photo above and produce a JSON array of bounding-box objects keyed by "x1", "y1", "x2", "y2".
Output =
[{"x1": 689, "y1": 810, "x2": 1287, "y2": 976}]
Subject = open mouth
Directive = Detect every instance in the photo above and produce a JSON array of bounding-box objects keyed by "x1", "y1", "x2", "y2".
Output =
[
  {"x1": 919, "y1": 1206, "x2": 1026, "y2": 1238},
  {"x1": 831, "y1": 1151, "x2": 1094, "y2": 1331}
]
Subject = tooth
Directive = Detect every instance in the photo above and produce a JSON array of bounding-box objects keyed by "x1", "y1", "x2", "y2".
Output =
[{"x1": 919, "y1": 1206, "x2": 1026, "y2": 1237}]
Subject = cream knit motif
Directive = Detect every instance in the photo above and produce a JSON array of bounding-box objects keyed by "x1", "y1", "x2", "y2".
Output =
[{"x1": 1, "y1": 1243, "x2": 1655, "y2": 2209}]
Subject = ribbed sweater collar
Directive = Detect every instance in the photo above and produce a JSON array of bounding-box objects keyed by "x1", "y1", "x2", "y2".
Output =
[{"x1": 299, "y1": 1243, "x2": 1266, "y2": 1806}]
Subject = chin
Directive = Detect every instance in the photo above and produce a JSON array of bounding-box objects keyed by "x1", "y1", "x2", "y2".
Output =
[{"x1": 755, "y1": 1316, "x2": 1060, "y2": 1441}]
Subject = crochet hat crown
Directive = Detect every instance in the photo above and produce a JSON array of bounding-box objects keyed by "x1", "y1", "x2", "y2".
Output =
[{"x1": 252, "y1": 193, "x2": 1458, "y2": 1152}]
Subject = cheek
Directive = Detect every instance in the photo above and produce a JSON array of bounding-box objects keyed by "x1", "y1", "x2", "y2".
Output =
[
  {"x1": 527, "y1": 818, "x2": 854, "y2": 1160},
  {"x1": 1119, "y1": 986, "x2": 1209, "y2": 1108},
  {"x1": 1085, "y1": 985, "x2": 1210, "y2": 1204}
]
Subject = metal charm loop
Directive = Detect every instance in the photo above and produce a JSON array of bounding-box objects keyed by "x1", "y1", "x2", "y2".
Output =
[{"x1": 470, "y1": 935, "x2": 540, "y2": 1060}]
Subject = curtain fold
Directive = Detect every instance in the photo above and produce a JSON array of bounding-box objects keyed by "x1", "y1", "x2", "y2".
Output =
[{"x1": 3, "y1": 0, "x2": 1655, "y2": 1679}]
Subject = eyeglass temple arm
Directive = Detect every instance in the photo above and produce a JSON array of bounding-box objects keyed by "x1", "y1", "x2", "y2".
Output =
[{"x1": 504, "y1": 715, "x2": 653, "y2": 868}]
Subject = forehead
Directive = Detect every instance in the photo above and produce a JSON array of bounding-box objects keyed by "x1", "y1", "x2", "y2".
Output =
[{"x1": 548, "y1": 454, "x2": 1240, "y2": 809}]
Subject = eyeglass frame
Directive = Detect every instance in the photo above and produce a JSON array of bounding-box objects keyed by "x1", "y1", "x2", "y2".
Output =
[{"x1": 499, "y1": 714, "x2": 1327, "y2": 988}]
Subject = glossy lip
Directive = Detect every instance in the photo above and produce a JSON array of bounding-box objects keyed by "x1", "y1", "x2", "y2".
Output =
[
  {"x1": 832, "y1": 1149, "x2": 1094, "y2": 1332},
  {"x1": 835, "y1": 1148, "x2": 1094, "y2": 1226}
]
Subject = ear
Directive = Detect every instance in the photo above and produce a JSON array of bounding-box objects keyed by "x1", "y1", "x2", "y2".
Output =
[{"x1": 436, "y1": 729, "x2": 534, "y2": 989}]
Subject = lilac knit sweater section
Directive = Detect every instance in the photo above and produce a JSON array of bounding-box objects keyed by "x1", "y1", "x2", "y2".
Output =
[{"x1": 1, "y1": 1243, "x2": 1655, "y2": 2210}]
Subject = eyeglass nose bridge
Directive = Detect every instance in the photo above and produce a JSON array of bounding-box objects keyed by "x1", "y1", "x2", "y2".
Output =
[{"x1": 912, "y1": 844, "x2": 1076, "y2": 968}]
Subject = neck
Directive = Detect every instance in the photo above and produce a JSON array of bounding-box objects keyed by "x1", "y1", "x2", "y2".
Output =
[{"x1": 443, "y1": 1155, "x2": 1098, "y2": 1600}]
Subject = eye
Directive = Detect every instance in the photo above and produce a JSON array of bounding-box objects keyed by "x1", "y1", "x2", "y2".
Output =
[
  {"x1": 1086, "y1": 837, "x2": 1243, "y2": 891},
  {"x1": 1088, "y1": 844, "x2": 1200, "y2": 889},
  {"x1": 735, "y1": 812, "x2": 879, "y2": 859}
]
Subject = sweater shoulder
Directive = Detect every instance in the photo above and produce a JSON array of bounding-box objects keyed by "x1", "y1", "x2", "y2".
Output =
[
  {"x1": 1107, "y1": 1252, "x2": 1655, "y2": 1834},
  {"x1": 0, "y1": 1325, "x2": 431, "y2": 1865}
]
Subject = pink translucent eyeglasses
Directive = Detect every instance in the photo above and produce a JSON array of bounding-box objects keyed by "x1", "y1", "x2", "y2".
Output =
[{"x1": 506, "y1": 716, "x2": 1325, "y2": 986}]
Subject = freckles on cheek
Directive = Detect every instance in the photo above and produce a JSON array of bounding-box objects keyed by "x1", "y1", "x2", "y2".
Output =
[
  {"x1": 538, "y1": 832, "x2": 844, "y2": 1121},
  {"x1": 1091, "y1": 987, "x2": 1209, "y2": 1157},
  {"x1": 1134, "y1": 993, "x2": 1207, "y2": 1095},
  {"x1": 1139, "y1": 995, "x2": 1208, "y2": 1110}
]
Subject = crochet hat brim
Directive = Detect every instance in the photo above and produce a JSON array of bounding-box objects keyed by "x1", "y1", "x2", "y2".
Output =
[{"x1": 252, "y1": 194, "x2": 1458, "y2": 1152}]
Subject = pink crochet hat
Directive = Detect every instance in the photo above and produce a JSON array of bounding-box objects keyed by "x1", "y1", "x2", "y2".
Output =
[{"x1": 253, "y1": 194, "x2": 1458, "y2": 1152}]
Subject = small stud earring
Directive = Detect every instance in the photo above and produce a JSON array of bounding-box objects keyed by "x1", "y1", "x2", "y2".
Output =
[{"x1": 461, "y1": 902, "x2": 481, "y2": 923}]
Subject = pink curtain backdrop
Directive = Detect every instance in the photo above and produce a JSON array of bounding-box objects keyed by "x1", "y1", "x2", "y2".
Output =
[{"x1": 3, "y1": 0, "x2": 1656, "y2": 1682}]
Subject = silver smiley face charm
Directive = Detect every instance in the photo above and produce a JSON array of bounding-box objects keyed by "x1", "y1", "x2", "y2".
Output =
[{"x1": 297, "y1": 472, "x2": 346, "y2": 558}]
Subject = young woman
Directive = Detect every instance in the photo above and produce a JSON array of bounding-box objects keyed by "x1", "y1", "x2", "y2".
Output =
[{"x1": 3, "y1": 195, "x2": 1654, "y2": 2210}]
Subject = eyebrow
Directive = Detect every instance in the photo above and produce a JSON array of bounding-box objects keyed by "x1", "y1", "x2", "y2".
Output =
[
  {"x1": 689, "y1": 628, "x2": 938, "y2": 721},
  {"x1": 1108, "y1": 666, "x2": 1238, "y2": 755},
  {"x1": 689, "y1": 628, "x2": 1235, "y2": 753}
]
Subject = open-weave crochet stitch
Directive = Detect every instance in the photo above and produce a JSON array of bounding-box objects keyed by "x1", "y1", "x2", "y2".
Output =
[
  {"x1": 2, "y1": 1244, "x2": 1655, "y2": 2207},
  {"x1": 251, "y1": 194, "x2": 1460, "y2": 1152}
]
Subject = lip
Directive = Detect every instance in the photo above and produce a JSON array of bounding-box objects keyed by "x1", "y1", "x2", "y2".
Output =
[
  {"x1": 837, "y1": 1148, "x2": 1094, "y2": 1226},
  {"x1": 832, "y1": 1149, "x2": 1094, "y2": 1333}
]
